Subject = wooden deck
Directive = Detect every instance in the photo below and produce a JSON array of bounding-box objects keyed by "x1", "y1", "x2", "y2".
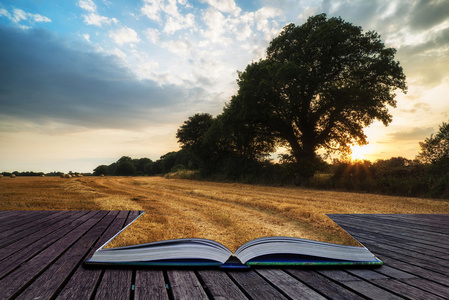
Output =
[{"x1": 0, "y1": 211, "x2": 448, "y2": 299}]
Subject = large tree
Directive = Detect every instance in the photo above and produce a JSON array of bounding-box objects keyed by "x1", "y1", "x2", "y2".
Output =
[{"x1": 233, "y1": 14, "x2": 407, "y2": 177}]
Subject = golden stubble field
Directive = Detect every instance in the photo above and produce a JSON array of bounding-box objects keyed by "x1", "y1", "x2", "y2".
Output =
[{"x1": 1, "y1": 176, "x2": 449, "y2": 252}]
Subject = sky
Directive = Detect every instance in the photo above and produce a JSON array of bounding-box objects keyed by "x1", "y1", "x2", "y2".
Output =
[{"x1": 1, "y1": 0, "x2": 449, "y2": 173}]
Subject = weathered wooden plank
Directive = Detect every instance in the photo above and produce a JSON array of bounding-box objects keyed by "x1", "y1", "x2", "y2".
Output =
[
  {"x1": 0, "y1": 210, "x2": 59, "y2": 230},
  {"x1": 316, "y1": 269, "x2": 358, "y2": 282},
  {"x1": 0, "y1": 210, "x2": 67, "y2": 246},
  {"x1": 0, "y1": 211, "x2": 102, "y2": 299},
  {"x1": 332, "y1": 215, "x2": 448, "y2": 299},
  {"x1": 94, "y1": 211, "x2": 137, "y2": 300},
  {"x1": 330, "y1": 215, "x2": 449, "y2": 248},
  {"x1": 124, "y1": 210, "x2": 141, "y2": 226},
  {"x1": 329, "y1": 219, "x2": 449, "y2": 265},
  {"x1": 330, "y1": 224, "x2": 449, "y2": 254},
  {"x1": 56, "y1": 211, "x2": 123, "y2": 300},
  {"x1": 349, "y1": 235, "x2": 449, "y2": 277},
  {"x1": 329, "y1": 213, "x2": 446, "y2": 235},
  {"x1": 134, "y1": 270, "x2": 169, "y2": 300},
  {"x1": 0, "y1": 211, "x2": 87, "y2": 259},
  {"x1": 402, "y1": 278, "x2": 449, "y2": 299},
  {"x1": 55, "y1": 211, "x2": 124, "y2": 300},
  {"x1": 286, "y1": 269, "x2": 366, "y2": 300},
  {"x1": 116, "y1": 210, "x2": 130, "y2": 219},
  {"x1": 197, "y1": 270, "x2": 248, "y2": 300},
  {"x1": 0, "y1": 211, "x2": 89, "y2": 279},
  {"x1": 14, "y1": 211, "x2": 112, "y2": 300},
  {"x1": 317, "y1": 269, "x2": 403, "y2": 299},
  {"x1": 0, "y1": 210, "x2": 18, "y2": 217},
  {"x1": 344, "y1": 268, "x2": 392, "y2": 280},
  {"x1": 227, "y1": 270, "x2": 288, "y2": 300},
  {"x1": 0, "y1": 211, "x2": 28, "y2": 223},
  {"x1": 166, "y1": 270, "x2": 209, "y2": 300},
  {"x1": 371, "y1": 265, "x2": 416, "y2": 280},
  {"x1": 318, "y1": 268, "x2": 389, "y2": 282},
  {"x1": 341, "y1": 280, "x2": 404, "y2": 299},
  {"x1": 359, "y1": 214, "x2": 449, "y2": 234},
  {"x1": 373, "y1": 254, "x2": 449, "y2": 286},
  {"x1": 372, "y1": 278, "x2": 446, "y2": 300},
  {"x1": 94, "y1": 269, "x2": 133, "y2": 300},
  {"x1": 338, "y1": 227, "x2": 448, "y2": 268},
  {"x1": 331, "y1": 213, "x2": 449, "y2": 229},
  {"x1": 404, "y1": 214, "x2": 449, "y2": 227},
  {"x1": 331, "y1": 215, "x2": 449, "y2": 289},
  {"x1": 0, "y1": 210, "x2": 49, "y2": 231},
  {"x1": 256, "y1": 268, "x2": 326, "y2": 300},
  {"x1": 341, "y1": 225, "x2": 449, "y2": 259}
]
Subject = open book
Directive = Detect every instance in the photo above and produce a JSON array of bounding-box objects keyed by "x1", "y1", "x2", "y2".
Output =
[{"x1": 85, "y1": 213, "x2": 382, "y2": 268}]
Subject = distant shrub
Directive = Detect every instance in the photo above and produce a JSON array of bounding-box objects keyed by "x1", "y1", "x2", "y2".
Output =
[
  {"x1": 165, "y1": 170, "x2": 201, "y2": 180},
  {"x1": 170, "y1": 164, "x2": 186, "y2": 172}
]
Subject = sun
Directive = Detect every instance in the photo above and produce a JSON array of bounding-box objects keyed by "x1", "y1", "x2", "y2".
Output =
[{"x1": 350, "y1": 144, "x2": 371, "y2": 161}]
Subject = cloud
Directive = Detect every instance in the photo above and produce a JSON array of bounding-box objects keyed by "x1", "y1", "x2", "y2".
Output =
[
  {"x1": 383, "y1": 127, "x2": 435, "y2": 142},
  {"x1": 200, "y1": 0, "x2": 241, "y2": 16},
  {"x1": 83, "y1": 13, "x2": 117, "y2": 26},
  {"x1": 0, "y1": 8, "x2": 51, "y2": 24},
  {"x1": 141, "y1": 0, "x2": 163, "y2": 22},
  {"x1": 78, "y1": 0, "x2": 97, "y2": 12},
  {"x1": 408, "y1": 0, "x2": 449, "y2": 31},
  {"x1": 109, "y1": 26, "x2": 141, "y2": 45},
  {"x1": 163, "y1": 13, "x2": 195, "y2": 34},
  {"x1": 164, "y1": 38, "x2": 192, "y2": 56},
  {"x1": 0, "y1": 26, "x2": 205, "y2": 130},
  {"x1": 141, "y1": 0, "x2": 196, "y2": 34},
  {"x1": 0, "y1": 8, "x2": 9, "y2": 18},
  {"x1": 79, "y1": 0, "x2": 116, "y2": 27},
  {"x1": 201, "y1": 7, "x2": 229, "y2": 45},
  {"x1": 399, "y1": 102, "x2": 431, "y2": 114},
  {"x1": 144, "y1": 28, "x2": 161, "y2": 43},
  {"x1": 82, "y1": 33, "x2": 91, "y2": 42},
  {"x1": 254, "y1": 6, "x2": 282, "y2": 40},
  {"x1": 303, "y1": 0, "x2": 449, "y2": 88},
  {"x1": 396, "y1": 26, "x2": 449, "y2": 87}
]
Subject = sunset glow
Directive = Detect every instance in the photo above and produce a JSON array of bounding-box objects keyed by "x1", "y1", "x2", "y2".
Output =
[{"x1": 350, "y1": 144, "x2": 372, "y2": 161}]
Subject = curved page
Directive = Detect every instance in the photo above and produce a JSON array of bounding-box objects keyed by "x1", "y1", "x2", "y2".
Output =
[
  {"x1": 234, "y1": 236, "x2": 380, "y2": 264},
  {"x1": 88, "y1": 238, "x2": 233, "y2": 264}
]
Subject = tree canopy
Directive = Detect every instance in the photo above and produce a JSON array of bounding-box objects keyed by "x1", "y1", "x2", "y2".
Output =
[
  {"x1": 176, "y1": 14, "x2": 407, "y2": 180},
  {"x1": 176, "y1": 113, "x2": 214, "y2": 150},
  {"x1": 230, "y1": 14, "x2": 407, "y2": 177},
  {"x1": 417, "y1": 121, "x2": 449, "y2": 164}
]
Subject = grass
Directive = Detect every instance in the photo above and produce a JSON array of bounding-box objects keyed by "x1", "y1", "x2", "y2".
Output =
[{"x1": 1, "y1": 176, "x2": 449, "y2": 252}]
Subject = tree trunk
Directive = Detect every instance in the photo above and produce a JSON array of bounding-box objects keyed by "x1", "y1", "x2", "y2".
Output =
[{"x1": 284, "y1": 131, "x2": 317, "y2": 180}]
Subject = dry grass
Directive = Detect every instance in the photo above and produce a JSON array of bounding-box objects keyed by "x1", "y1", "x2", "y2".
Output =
[{"x1": 1, "y1": 176, "x2": 448, "y2": 252}]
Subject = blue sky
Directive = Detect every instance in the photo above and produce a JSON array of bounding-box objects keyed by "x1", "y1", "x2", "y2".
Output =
[{"x1": 1, "y1": 0, "x2": 449, "y2": 172}]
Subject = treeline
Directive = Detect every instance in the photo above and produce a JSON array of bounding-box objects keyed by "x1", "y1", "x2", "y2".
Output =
[
  {"x1": 309, "y1": 157, "x2": 449, "y2": 199},
  {"x1": 92, "y1": 121, "x2": 449, "y2": 199},
  {"x1": 311, "y1": 122, "x2": 449, "y2": 199},
  {"x1": 91, "y1": 152, "x2": 449, "y2": 199},
  {"x1": 92, "y1": 151, "x2": 200, "y2": 177},
  {"x1": 1, "y1": 171, "x2": 93, "y2": 177},
  {"x1": 1, "y1": 171, "x2": 69, "y2": 177}
]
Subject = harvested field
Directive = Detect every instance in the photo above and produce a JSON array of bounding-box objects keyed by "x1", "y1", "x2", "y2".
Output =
[{"x1": 1, "y1": 176, "x2": 448, "y2": 252}]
